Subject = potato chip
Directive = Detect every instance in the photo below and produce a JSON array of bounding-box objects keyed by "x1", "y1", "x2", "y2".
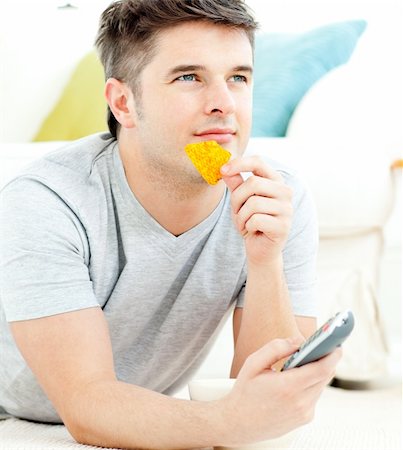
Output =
[{"x1": 185, "y1": 140, "x2": 231, "y2": 185}]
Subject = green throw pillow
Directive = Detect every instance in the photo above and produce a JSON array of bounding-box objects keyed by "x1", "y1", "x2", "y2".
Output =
[{"x1": 34, "y1": 52, "x2": 107, "y2": 141}]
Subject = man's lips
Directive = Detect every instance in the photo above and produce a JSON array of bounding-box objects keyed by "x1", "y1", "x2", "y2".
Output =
[{"x1": 194, "y1": 129, "x2": 236, "y2": 144}]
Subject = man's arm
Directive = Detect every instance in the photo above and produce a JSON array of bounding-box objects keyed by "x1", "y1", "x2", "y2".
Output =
[
  {"x1": 221, "y1": 156, "x2": 317, "y2": 377},
  {"x1": 10, "y1": 307, "x2": 225, "y2": 449},
  {"x1": 230, "y1": 262, "x2": 316, "y2": 377},
  {"x1": 230, "y1": 308, "x2": 317, "y2": 378},
  {"x1": 10, "y1": 307, "x2": 340, "y2": 449}
]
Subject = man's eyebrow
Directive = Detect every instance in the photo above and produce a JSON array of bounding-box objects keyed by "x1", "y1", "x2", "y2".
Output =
[
  {"x1": 165, "y1": 64, "x2": 253, "y2": 78},
  {"x1": 165, "y1": 65, "x2": 207, "y2": 78},
  {"x1": 232, "y1": 65, "x2": 253, "y2": 74}
]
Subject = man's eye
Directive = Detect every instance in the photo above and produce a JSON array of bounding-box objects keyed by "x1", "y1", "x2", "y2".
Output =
[
  {"x1": 176, "y1": 74, "x2": 197, "y2": 82},
  {"x1": 230, "y1": 75, "x2": 247, "y2": 83}
]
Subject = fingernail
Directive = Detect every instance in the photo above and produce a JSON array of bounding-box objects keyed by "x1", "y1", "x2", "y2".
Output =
[{"x1": 221, "y1": 164, "x2": 229, "y2": 174}]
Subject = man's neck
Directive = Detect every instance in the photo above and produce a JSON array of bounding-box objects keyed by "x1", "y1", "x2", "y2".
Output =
[{"x1": 118, "y1": 141, "x2": 226, "y2": 237}]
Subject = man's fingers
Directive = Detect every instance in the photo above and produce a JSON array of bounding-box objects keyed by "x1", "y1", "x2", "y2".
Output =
[
  {"x1": 286, "y1": 348, "x2": 343, "y2": 388},
  {"x1": 236, "y1": 197, "x2": 291, "y2": 234},
  {"x1": 230, "y1": 176, "x2": 292, "y2": 216},
  {"x1": 221, "y1": 173, "x2": 243, "y2": 193},
  {"x1": 221, "y1": 155, "x2": 283, "y2": 182},
  {"x1": 240, "y1": 339, "x2": 300, "y2": 379},
  {"x1": 243, "y1": 213, "x2": 282, "y2": 237}
]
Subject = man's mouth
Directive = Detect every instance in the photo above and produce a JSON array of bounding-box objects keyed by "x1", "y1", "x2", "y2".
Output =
[{"x1": 194, "y1": 128, "x2": 236, "y2": 145}]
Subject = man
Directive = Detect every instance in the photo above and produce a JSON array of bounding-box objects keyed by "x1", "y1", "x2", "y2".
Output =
[{"x1": 0, "y1": 0, "x2": 341, "y2": 448}]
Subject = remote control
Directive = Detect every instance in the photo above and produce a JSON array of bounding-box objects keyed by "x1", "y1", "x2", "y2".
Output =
[{"x1": 281, "y1": 310, "x2": 354, "y2": 371}]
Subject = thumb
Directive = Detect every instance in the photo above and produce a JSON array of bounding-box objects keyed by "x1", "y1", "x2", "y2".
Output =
[{"x1": 239, "y1": 338, "x2": 300, "y2": 379}]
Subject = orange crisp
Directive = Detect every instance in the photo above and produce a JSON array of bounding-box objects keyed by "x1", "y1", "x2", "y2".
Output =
[{"x1": 185, "y1": 140, "x2": 231, "y2": 185}]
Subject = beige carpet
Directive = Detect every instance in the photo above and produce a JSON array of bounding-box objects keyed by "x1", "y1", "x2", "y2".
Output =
[{"x1": 0, "y1": 385, "x2": 401, "y2": 450}]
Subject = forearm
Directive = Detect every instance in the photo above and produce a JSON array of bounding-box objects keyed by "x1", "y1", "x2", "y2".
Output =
[
  {"x1": 68, "y1": 379, "x2": 227, "y2": 449},
  {"x1": 230, "y1": 257, "x2": 303, "y2": 377}
]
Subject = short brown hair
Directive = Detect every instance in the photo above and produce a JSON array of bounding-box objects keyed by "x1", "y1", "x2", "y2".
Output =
[{"x1": 95, "y1": 0, "x2": 258, "y2": 138}]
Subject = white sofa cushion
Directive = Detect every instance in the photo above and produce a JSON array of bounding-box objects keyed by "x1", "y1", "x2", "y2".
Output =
[
  {"x1": 245, "y1": 138, "x2": 395, "y2": 234},
  {"x1": 0, "y1": 142, "x2": 67, "y2": 187}
]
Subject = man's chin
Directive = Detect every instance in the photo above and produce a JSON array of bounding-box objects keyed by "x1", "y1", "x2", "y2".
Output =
[{"x1": 224, "y1": 140, "x2": 246, "y2": 159}]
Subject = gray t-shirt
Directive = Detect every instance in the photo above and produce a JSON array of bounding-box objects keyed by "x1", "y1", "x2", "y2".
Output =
[{"x1": 0, "y1": 133, "x2": 318, "y2": 423}]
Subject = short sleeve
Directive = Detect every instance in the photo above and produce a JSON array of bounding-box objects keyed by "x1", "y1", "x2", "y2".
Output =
[
  {"x1": 0, "y1": 177, "x2": 99, "y2": 321},
  {"x1": 235, "y1": 284, "x2": 246, "y2": 308},
  {"x1": 282, "y1": 175, "x2": 319, "y2": 317}
]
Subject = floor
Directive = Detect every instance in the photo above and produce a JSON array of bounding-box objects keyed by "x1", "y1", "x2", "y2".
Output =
[{"x1": 0, "y1": 382, "x2": 401, "y2": 450}]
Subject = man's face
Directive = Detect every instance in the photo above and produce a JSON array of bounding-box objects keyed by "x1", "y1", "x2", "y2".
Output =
[{"x1": 129, "y1": 21, "x2": 254, "y2": 186}]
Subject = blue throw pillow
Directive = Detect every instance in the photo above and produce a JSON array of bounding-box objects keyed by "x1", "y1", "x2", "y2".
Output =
[{"x1": 252, "y1": 20, "x2": 367, "y2": 137}]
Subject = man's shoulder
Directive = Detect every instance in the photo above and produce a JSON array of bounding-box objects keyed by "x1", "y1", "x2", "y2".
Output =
[
  {"x1": 2, "y1": 132, "x2": 116, "y2": 196},
  {"x1": 30, "y1": 132, "x2": 116, "y2": 179}
]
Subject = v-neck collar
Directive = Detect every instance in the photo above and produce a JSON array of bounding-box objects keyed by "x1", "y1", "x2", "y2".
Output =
[{"x1": 111, "y1": 142, "x2": 228, "y2": 255}]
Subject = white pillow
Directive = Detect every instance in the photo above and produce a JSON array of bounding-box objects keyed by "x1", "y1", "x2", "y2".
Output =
[{"x1": 286, "y1": 34, "x2": 402, "y2": 161}]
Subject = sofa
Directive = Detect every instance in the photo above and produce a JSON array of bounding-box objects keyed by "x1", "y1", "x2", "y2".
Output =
[{"x1": 0, "y1": 0, "x2": 401, "y2": 383}]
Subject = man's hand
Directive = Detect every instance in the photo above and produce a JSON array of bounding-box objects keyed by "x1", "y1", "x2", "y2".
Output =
[
  {"x1": 219, "y1": 338, "x2": 342, "y2": 447},
  {"x1": 221, "y1": 155, "x2": 293, "y2": 267}
]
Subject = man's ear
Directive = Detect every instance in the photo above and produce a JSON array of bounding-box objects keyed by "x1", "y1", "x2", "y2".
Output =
[{"x1": 104, "y1": 78, "x2": 136, "y2": 129}]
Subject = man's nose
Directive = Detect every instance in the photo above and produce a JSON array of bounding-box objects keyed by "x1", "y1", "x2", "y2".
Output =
[{"x1": 203, "y1": 82, "x2": 236, "y2": 116}]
